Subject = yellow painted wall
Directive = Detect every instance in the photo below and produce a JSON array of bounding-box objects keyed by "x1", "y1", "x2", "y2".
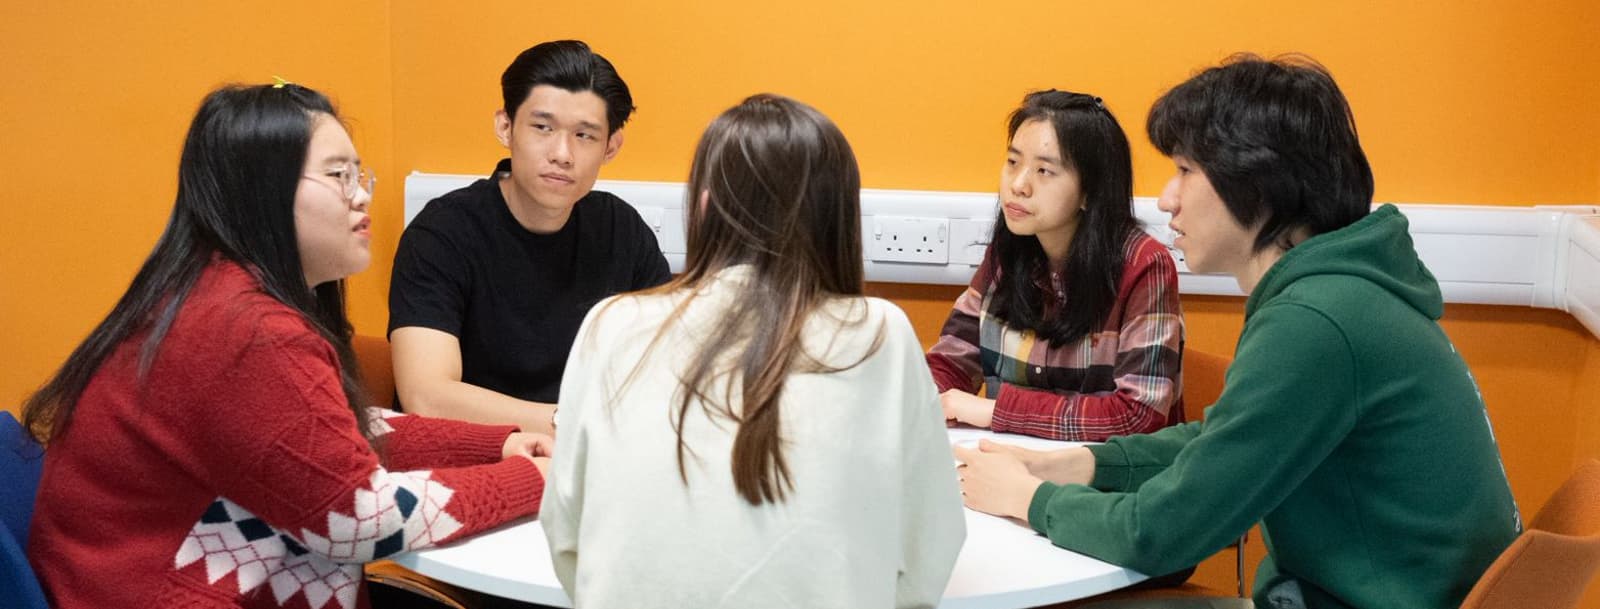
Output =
[{"x1": 3, "y1": 1, "x2": 1598, "y2": 602}]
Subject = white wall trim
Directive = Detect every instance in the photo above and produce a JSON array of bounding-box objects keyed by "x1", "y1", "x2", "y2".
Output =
[
  {"x1": 404, "y1": 172, "x2": 1600, "y2": 339},
  {"x1": 1559, "y1": 215, "x2": 1600, "y2": 338}
]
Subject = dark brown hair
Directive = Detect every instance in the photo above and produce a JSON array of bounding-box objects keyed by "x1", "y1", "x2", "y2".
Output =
[{"x1": 618, "y1": 94, "x2": 877, "y2": 505}]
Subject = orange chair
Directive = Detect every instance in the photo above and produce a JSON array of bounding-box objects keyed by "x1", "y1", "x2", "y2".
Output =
[
  {"x1": 366, "y1": 561, "x2": 476, "y2": 609},
  {"x1": 1181, "y1": 350, "x2": 1251, "y2": 599},
  {"x1": 1180, "y1": 349, "x2": 1230, "y2": 417},
  {"x1": 350, "y1": 334, "x2": 395, "y2": 406},
  {"x1": 1459, "y1": 458, "x2": 1600, "y2": 609}
]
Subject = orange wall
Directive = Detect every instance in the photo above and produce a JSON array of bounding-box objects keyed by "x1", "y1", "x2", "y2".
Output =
[
  {"x1": 387, "y1": 1, "x2": 1600, "y2": 205},
  {"x1": 1580, "y1": 337, "x2": 1600, "y2": 467},
  {"x1": 1579, "y1": 336, "x2": 1600, "y2": 607}
]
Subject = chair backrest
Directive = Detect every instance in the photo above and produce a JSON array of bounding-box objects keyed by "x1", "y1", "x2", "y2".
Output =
[
  {"x1": 1181, "y1": 349, "x2": 1231, "y2": 424},
  {"x1": 0, "y1": 411, "x2": 49, "y2": 609},
  {"x1": 351, "y1": 334, "x2": 396, "y2": 409},
  {"x1": 1459, "y1": 459, "x2": 1600, "y2": 609},
  {"x1": 0, "y1": 412, "x2": 44, "y2": 545}
]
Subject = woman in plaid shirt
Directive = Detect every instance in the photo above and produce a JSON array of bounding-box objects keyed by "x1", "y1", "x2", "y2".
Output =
[{"x1": 928, "y1": 90, "x2": 1185, "y2": 442}]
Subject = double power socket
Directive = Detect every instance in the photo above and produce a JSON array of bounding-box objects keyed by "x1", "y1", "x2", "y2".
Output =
[{"x1": 866, "y1": 215, "x2": 993, "y2": 266}]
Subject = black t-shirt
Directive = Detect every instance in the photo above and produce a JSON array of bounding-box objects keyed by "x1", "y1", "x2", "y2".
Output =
[{"x1": 388, "y1": 160, "x2": 672, "y2": 405}]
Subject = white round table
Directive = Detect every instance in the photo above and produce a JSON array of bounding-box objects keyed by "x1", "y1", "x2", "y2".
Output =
[{"x1": 393, "y1": 428, "x2": 1146, "y2": 608}]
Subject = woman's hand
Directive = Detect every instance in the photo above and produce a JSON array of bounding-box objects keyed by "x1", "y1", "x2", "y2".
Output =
[
  {"x1": 530, "y1": 456, "x2": 550, "y2": 479},
  {"x1": 978, "y1": 440, "x2": 1095, "y2": 486},
  {"x1": 952, "y1": 443, "x2": 1043, "y2": 522},
  {"x1": 941, "y1": 389, "x2": 996, "y2": 428},
  {"x1": 503, "y1": 432, "x2": 554, "y2": 461}
]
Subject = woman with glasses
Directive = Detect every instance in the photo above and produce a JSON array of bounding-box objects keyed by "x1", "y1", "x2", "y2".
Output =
[{"x1": 22, "y1": 83, "x2": 553, "y2": 609}]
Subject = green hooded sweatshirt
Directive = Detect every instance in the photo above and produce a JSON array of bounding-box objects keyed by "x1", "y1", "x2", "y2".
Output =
[{"x1": 1027, "y1": 205, "x2": 1520, "y2": 609}]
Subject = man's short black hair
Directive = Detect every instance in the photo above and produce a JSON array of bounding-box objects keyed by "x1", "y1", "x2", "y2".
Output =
[
  {"x1": 1148, "y1": 53, "x2": 1374, "y2": 252},
  {"x1": 501, "y1": 40, "x2": 635, "y2": 133}
]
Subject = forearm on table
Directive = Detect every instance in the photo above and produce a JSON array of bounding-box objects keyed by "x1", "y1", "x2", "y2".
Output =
[
  {"x1": 1032, "y1": 446, "x2": 1096, "y2": 486},
  {"x1": 399, "y1": 380, "x2": 554, "y2": 432}
]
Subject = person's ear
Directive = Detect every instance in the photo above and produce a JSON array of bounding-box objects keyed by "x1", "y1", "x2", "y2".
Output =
[
  {"x1": 494, "y1": 109, "x2": 512, "y2": 148},
  {"x1": 602, "y1": 129, "x2": 625, "y2": 163}
]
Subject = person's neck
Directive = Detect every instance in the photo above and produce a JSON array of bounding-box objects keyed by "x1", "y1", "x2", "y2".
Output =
[
  {"x1": 1234, "y1": 251, "x2": 1283, "y2": 295},
  {"x1": 1036, "y1": 222, "x2": 1079, "y2": 271},
  {"x1": 499, "y1": 178, "x2": 574, "y2": 234},
  {"x1": 1233, "y1": 226, "x2": 1314, "y2": 294}
]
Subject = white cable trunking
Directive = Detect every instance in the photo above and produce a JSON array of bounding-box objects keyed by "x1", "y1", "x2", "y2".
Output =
[{"x1": 404, "y1": 172, "x2": 1600, "y2": 338}]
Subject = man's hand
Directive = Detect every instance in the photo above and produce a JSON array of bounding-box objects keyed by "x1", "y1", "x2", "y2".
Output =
[
  {"x1": 941, "y1": 389, "x2": 996, "y2": 428},
  {"x1": 952, "y1": 443, "x2": 1043, "y2": 522},
  {"x1": 978, "y1": 440, "x2": 1095, "y2": 486}
]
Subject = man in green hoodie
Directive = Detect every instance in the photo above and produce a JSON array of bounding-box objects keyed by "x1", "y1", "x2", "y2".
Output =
[{"x1": 954, "y1": 54, "x2": 1521, "y2": 609}]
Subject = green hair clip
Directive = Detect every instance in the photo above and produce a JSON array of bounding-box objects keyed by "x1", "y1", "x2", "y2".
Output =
[{"x1": 271, "y1": 75, "x2": 292, "y2": 89}]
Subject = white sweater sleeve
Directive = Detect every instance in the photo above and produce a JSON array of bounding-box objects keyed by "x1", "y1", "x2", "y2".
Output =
[
  {"x1": 891, "y1": 313, "x2": 968, "y2": 608},
  {"x1": 542, "y1": 302, "x2": 610, "y2": 599}
]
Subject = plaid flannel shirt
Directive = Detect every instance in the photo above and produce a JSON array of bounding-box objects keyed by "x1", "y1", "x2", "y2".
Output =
[{"x1": 927, "y1": 233, "x2": 1185, "y2": 441}]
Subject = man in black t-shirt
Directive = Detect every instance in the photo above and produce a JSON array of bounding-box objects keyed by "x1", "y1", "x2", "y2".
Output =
[{"x1": 388, "y1": 40, "x2": 670, "y2": 435}]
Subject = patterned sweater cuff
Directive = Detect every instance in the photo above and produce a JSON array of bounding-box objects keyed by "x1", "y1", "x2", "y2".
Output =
[{"x1": 989, "y1": 384, "x2": 1044, "y2": 435}]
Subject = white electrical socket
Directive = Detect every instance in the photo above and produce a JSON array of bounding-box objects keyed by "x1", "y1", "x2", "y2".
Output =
[
  {"x1": 636, "y1": 205, "x2": 665, "y2": 241},
  {"x1": 948, "y1": 218, "x2": 994, "y2": 266},
  {"x1": 868, "y1": 216, "x2": 950, "y2": 264}
]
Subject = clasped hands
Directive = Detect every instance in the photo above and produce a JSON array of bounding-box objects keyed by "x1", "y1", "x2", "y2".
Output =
[
  {"x1": 502, "y1": 432, "x2": 555, "y2": 477},
  {"x1": 952, "y1": 440, "x2": 1096, "y2": 523}
]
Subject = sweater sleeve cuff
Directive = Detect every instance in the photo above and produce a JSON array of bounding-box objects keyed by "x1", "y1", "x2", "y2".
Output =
[
  {"x1": 1087, "y1": 443, "x2": 1129, "y2": 492},
  {"x1": 487, "y1": 457, "x2": 546, "y2": 514},
  {"x1": 456, "y1": 423, "x2": 519, "y2": 462},
  {"x1": 989, "y1": 384, "x2": 1017, "y2": 433},
  {"x1": 1028, "y1": 481, "x2": 1062, "y2": 535}
]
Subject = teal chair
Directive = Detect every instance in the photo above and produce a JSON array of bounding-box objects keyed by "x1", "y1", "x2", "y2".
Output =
[{"x1": 1, "y1": 412, "x2": 48, "y2": 609}]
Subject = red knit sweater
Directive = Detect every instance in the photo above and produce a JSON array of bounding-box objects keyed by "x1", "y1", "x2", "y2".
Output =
[{"x1": 28, "y1": 259, "x2": 544, "y2": 609}]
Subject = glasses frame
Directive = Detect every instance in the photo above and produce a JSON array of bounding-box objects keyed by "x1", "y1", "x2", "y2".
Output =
[{"x1": 302, "y1": 164, "x2": 376, "y2": 202}]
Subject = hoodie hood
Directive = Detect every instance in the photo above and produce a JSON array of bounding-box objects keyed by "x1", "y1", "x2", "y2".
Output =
[{"x1": 1245, "y1": 204, "x2": 1442, "y2": 320}]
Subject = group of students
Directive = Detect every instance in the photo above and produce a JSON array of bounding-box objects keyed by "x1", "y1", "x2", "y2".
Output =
[{"x1": 18, "y1": 39, "x2": 1520, "y2": 609}]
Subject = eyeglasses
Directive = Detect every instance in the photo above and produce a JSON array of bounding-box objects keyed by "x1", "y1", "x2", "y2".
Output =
[{"x1": 303, "y1": 165, "x2": 376, "y2": 201}]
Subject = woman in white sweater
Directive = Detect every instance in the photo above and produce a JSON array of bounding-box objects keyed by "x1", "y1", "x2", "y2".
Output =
[{"x1": 542, "y1": 93, "x2": 966, "y2": 609}]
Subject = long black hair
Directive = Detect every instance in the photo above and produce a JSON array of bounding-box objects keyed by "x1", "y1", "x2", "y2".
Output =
[
  {"x1": 22, "y1": 84, "x2": 377, "y2": 447},
  {"x1": 988, "y1": 90, "x2": 1140, "y2": 345}
]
